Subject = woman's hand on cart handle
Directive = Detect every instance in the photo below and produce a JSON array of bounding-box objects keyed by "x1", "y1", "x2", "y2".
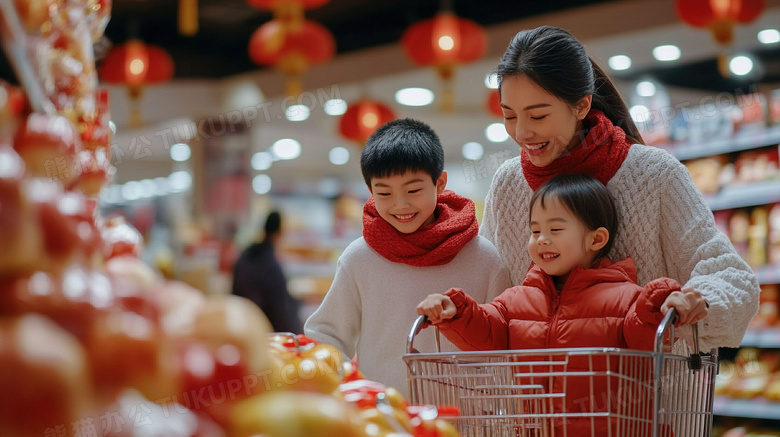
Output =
[
  {"x1": 417, "y1": 293, "x2": 457, "y2": 324},
  {"x1": 660, "y1": 286, "x2": 709, "y2": 325}
]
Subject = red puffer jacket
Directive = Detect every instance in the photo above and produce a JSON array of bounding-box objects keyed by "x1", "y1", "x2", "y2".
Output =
[{"x1": 437, "y1": 257, "x2": 679, "y2": 437}]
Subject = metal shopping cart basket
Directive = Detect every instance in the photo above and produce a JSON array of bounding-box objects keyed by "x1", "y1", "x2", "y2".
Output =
[{"x1": 403, "y1": 309, "x2": 718, "y2": 437}]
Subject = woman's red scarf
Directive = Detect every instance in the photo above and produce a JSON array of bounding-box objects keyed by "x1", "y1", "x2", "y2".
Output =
[
  {"x1": 521, "y1": 109, "x2": 633, "y2": 190},
  {"x1": 362, "y1": 190, "x2": 478, "y2": 267}
]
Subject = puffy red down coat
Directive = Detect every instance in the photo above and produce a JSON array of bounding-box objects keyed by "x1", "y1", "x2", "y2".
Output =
[{"x1": 437, "y1": 257, "x2": 679, "y2": 436}]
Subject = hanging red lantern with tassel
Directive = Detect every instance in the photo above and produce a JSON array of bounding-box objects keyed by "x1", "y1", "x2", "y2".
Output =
[
  {"x1": 98, "y1": 40, "x2": 174, "y2": 126},
  {"x1": 338, "y1": 100, "x2": 396, "y2": 146},
  {"x1": 676, "y1": 0, "x2": 764, "y2": 76},
  {"x1": 249, "y1": 18, "x2": 335, "y2": 97},
  {"x1": 401, "y1": 12, "x2": 487, "y2": 111}
]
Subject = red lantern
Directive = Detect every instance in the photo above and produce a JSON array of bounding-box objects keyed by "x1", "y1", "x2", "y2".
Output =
[
  {"x1": 486, "y1": 89, "x2": 502, "y2": 118},
  {"x1": 98, "y1": 40, "x2": 174, "y2": 127},
  {"x1": 98, "y1": 40, "x2": 174, "y2": 97},
  {"x1": 401, "y1": 12, "x2": 487, "y2": 111},
  {"x1": 246, "y1": 0, "x2": 330, "y2": 30},
  {"x1": 338, "y1": 100, "x2": 396, "y2": 145},
  {"x1": 249, "y1": 18, "x2": 335, "y2": 97},
  {"x1": 676, "y1": 0, "x2": 764, "y2": 45}
]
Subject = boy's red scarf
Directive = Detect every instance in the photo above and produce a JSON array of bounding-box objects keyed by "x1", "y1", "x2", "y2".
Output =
[
  {"x1": 362, "y1": 190, "x2": 478, "y2": 267},
  {"x1": 521, "y1": 109, "x2": 634, "y2": 190}
]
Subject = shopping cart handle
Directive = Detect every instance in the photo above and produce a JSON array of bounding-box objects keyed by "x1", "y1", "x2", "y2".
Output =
[
  {"x1": 407, "y1": 315, "x2": 441, "y2": 354},
  {"x1": 656, "y1": 307, "x2": 704, "y2": 371}
]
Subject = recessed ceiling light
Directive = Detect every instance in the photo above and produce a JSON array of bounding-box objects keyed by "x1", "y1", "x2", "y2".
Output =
[
  {"x1": 635, "y1": 81, "x2": 656, "y2": 97},
  {"x1": 329, "y1": 146, "x2": 350, "y2": 165},
  {"x1": 729, "y1": 55, "x2": 754, "y2": 76},
  {"x1": 285, "y1": 104, "x2": 310, "y2": 121},
  {"x1": 485, "y1": 123, "x2": 509, "y2": 143},
  {"x1": 251, "y1": 151, "x2": 273, "y2": 170},
  {"x1": 758, "y1": 29, "x2": 780, "y2": 44},
  {"x1": 395, "y1": 87, "x2": 434, "y2": 106},
  {"x1": 652, "y1": 45, "x2": 681, "y2": 62},
  {"x1": 484, "y1": 73, "x2": 498, "y2": 89},
  {"x1": 252, "y1": 174, "x2": 272, "y2": 194},
  {"x1": 169, "y1": 171, "x2": 192, "y2": 192},
  {"x1": 272, "y1": 138, "x2": 301, "y2": 160},
  {"x1": 323, "y1": 98, "x2": 348, "y2": 115},
  {"x1": 462, "y1": 142, "x2": 484, "y2": 160},
  {"x1": 608, "y1": 55, "x2": 632, "y2": 71},
  {"x1": 629, "y1": 105, "x2": 650, "y2": 123},
  {"x1": 170, "y1": 143, "x2": 191, "y2": 161}
]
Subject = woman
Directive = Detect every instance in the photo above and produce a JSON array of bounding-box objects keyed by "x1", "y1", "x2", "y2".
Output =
[{"x1": 481, "y1": 25, "x2": 759, "y2": 351}]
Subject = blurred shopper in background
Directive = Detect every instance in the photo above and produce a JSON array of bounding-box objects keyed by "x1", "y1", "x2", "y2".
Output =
[{"x1": 232, "y1": 211, "x2": 302, "y2": 333}]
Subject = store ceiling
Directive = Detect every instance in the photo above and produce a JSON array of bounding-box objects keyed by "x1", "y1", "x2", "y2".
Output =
[{"x1": 103, "y1": 0, "x2": 780, "y2": 93}]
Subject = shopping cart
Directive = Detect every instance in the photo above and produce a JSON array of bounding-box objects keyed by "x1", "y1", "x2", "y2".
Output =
[{"x1": 403, "y1": 309, "x2": 718, "y2": 437}]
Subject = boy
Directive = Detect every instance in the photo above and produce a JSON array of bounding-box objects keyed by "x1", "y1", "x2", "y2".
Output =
[{"x1": 304, "y1": 118, "x2": 511, "y2": 397}]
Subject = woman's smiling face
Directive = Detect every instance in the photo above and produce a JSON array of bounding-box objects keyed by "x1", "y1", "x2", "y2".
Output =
[{"x1": 500, "y1": 75, "x2": 591, "y2": 168}]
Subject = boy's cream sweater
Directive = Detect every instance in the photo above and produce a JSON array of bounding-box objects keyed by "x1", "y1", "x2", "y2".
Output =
[{"x1": 304, "y1": 235, "x2": 511, "y2": 398}]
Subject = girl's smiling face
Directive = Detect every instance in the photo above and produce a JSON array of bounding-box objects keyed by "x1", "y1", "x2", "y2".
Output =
[{"x1": 500, "y1": 75, "x2": 591, "y2": 168}]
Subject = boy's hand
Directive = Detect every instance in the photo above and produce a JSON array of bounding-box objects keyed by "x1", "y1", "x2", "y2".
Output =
[
  {"x1": 416, "y1": 294, "x2": 457, "y2": 324},
  {"x1": 659, "y1": 286, "x2": 709, "y2": 325}
]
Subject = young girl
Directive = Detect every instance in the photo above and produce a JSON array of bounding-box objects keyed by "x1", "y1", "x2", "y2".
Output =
[{"x1": 417, "y1": 173, "x2": 707, "y2": 435}]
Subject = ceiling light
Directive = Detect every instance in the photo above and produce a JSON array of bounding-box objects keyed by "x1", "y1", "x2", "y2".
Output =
[
  {"x1": 395, "y1": 87, "x2": 434, "y2": 106},
  {"x1": 285, "y1": 104, "x2": 310, "y2": 121},
  {"x1": 652, "y1": 45, "x2": 681, "y2": 62},
  {"x1": 154, "y1": 177, "x2": 169, "y2": 195},
  {"x1": 251, "y1": 151, "x2": 273, "y2": 170},
  {"x1": 629, "y1": 105, "x2": 650, "y2": 123},
  {"x1": 252, "y1": 174, "x2": 272, "y2": 194},
  {"x1": 272, "y1": 138, "x2": 301, "y2": 160},
  {"x1": 169, "y1": 171, "x2": 192, "y2": 192},
  {"x1": 485, "y1": 123, "x2": 509, "y2": 143},
  {"x1": 122, "y1": 181, "x2": 142, "y2": 201},
  {"x1": 729, "y1": 55, "x2": 754, "y2": 76},
  {"x1": 323, "y1": 98, "x2": 348, "y2": 115},
  {"x1": 329, "y1": 146, "x2": 350, "y2": 165},
  {"x1": 758, "y1": 29, "x2": 780, "y2": 44},
  {"x1": 170, "y1": 143, "x2": 191, "y2": 161},
  {"x1": 608, "y1": 55, "x2": 632, "y2": 71},
  {"x1": 140, "y1": 179, "x2": 157, "y2": 197},
  {"x1": 462, "y1": 142, "x2": 484, "y2": 160},
  {"x1": 484, "y1": 73, "x2": 498, "y2": 89},
  {"x1": 635, "y1": 81, "x2": 656, "y2": 97}
]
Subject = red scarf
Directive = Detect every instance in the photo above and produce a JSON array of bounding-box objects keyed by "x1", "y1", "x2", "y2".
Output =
[
  {"x1": 362, "y1": 190, "x2": 478, "y2": 267},
  {"x1": 521, "y1": 109, "x2": 633, "y2": 190}
]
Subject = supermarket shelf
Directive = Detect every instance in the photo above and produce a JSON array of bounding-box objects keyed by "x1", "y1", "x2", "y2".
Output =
[
  {"x1": 754, "y1": 264, "x2": 780, "y2": 285},
  {"x1": 659, "y1": 125, "x2": 780, "y2": 162},
  {"x1": 741, "y1": 328, "x2": 780, "y2": 348},
  {"x1": 713, "y1": 397, "x2": 780, "y2": 420},
  {"x1": 703, "y1": 180, "x2": 780, "y2": 211}
]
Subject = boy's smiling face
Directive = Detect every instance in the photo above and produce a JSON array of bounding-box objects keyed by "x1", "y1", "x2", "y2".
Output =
[{"x1": 369, "y1": 170, "x2": 447, "y2": 234}]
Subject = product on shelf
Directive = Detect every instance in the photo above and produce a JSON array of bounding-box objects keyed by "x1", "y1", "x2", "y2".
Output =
[
  {"x1": 769, "y1": 203, "x2": 780, "y2": 265},
  {"x1": 747, "y1": 207, "x2": 770, "y2": 268},
  {"x1": 747, "y1": 284, "x2": 779, "y2": 331},
  {"x1": 685, "y1": 155, "x2": 726, "y2": 194},
  {"x1": 729, "y1": 210, "x2": 751, "y2": 261}
]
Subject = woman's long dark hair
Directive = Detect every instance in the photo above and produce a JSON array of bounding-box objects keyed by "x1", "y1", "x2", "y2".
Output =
[{"x1": 497, "y1": 26, "x2": 644, "y2": 145}]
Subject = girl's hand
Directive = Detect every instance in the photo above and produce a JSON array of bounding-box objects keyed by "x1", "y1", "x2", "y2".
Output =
[
  {"x1": 416, "y1": 294, "x2": 457, "y2": 324},
  {"x1": 660, "y1": 286, "x2": 709, "y2": 325}
]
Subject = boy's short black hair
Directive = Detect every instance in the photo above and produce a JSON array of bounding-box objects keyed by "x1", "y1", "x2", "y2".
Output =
[{"x1": 360, "y1": 118, "x2": 444, "y2": 187}]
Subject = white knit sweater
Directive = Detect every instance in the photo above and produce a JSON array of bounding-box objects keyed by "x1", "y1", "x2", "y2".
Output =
[
  {"x1": 304, "y1": 235, "x2": 512, "y2": 399},
  {"x1": 480, "y1": 144, "x2": 760, "y2": 352}
]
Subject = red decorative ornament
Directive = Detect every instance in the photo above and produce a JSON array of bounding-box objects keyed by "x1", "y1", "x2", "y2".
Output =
[
  {"x1": 401, "y1": 12, "x2": 487, "y2": 111},
  {"x1": 98, "y1": 40, "x2": 174, "y2": 127},
  {"x1": 98, "y1": 40, "x2": 174, "y2": 97},
  {"x1": 486, "y1": 89, "x2": 502, "y2": 118},
  {"x1": 338, "y1": 100, "x2": 396, "y2": 145},
  {"x1": 249, "y1": 18, "x2": 335, "y2": 97},
  {"x1": 676, "y1": 0, "x2": 764, "y2": 45}
]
